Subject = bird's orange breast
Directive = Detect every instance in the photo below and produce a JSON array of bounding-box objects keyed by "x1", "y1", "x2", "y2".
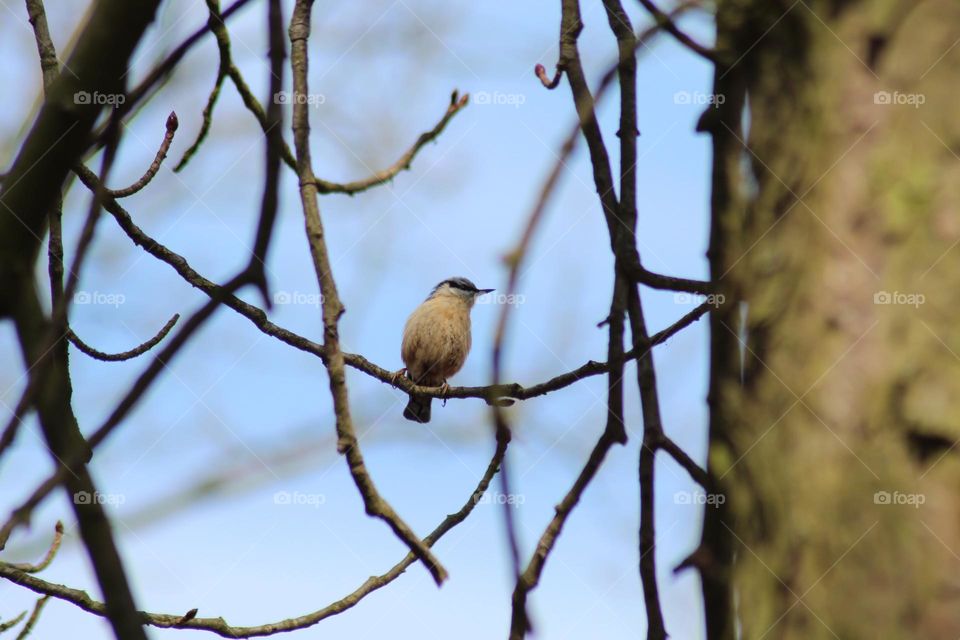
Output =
[{"x1": 401, "y1": 298, "x2": 473, "y2": 386}]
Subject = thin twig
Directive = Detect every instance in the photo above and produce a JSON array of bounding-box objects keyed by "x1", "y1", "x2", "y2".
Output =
[
  {"x1": 534, "y1": 63, "x2": 562, "y2": 89},
  {"x1": 310, "y1": 91, "x2": 469, "y2": 194},
  {"x1": 67, "y1": 314, "x2": 180, "y2": 362},
  {"x1": 13, "y1": 596, "x2": 48, "y2": 640},
  {"x1": 7, "y1": 522, "x2": 62, "y2": 573},
  {"x1": 107, "y1": 112, "x2": 178, "y2": 197},
  {"x1": 0, "y1": 612, "x2": 26, "y2": 634},
  {"x1": 635, "y1": 0, "x2": 718, "y2": 62}
]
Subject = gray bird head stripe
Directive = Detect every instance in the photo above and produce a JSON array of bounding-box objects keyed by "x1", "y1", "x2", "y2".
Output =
[
  {"x1": 428, "y1": 277, "x2": 494, "y2": 299},
  {"x1": 438, "y1": 277, "x2": 477, "y2": 292}
]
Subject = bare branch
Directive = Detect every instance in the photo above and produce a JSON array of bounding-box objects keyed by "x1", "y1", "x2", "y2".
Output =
[
  {"x1": 106, "y1": 112, "x2": 178, "y2": 197},
  {"x1": 7, "y1": 522, "x2": 62, "y2": 574},
  {"x1": 310, "y1": 91, "x2": 469, "y2": 194},
  {"x1": 658, "y1": 433, "x2": 710, "y2": 488},
  {"x1": 635, "y1": 0, "x2": 718, "y2": 62},
  {"x1": 0, "y1": 612, "x2": 26, "y2": 634},
  {"x1": 13, "y1": 596, "x2": 48, "y2": 640},
  {"x1": 67, "y1": 314, "x2": 180, "y2": 362},
  {"x1": 534, "y1": 63, "x2": 562, "y2": 89}
]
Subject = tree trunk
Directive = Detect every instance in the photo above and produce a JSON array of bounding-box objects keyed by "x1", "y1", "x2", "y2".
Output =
[{"x1": 704, "y1": 1, "x2": 960, "y2": 637}]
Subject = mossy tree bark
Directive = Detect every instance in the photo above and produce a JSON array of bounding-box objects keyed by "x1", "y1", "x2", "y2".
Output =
[{"x1": 702, "y1": 1, "x2": 960, "y2": 637}]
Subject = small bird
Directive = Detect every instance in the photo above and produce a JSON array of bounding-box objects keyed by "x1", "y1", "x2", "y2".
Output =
[{"x1": 400, "y1": 277, "x2": 493, "y2": 423}]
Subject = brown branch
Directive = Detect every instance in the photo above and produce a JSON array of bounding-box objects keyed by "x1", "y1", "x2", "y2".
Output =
[
  {"x1": 288, "y1": 0, "x2": 446, "y2": 586},
  {"x1": 0, "y1": 612, "x2": 26, "y2": 635},
  {"x1": 67, "y1": 314, "x2": 180, "y2": 362},
  {"x1": 534, "y1": 63, "x2": 562, "y2": 89},
  {"x1": 106, "y1": 112, "x2": 178, "y2": 197},
  {"x1": 7, "y1": 522, "x2": 62, "y2": 574},
  {"x1": 658, "y1": 432, "x2": 710, "y2": 488},
  {"x1": 246, "y1": 0, "x2": 286, "y2": 305},
  {"x1": 0, "y1": 438, "x2": 508, "y2": 638},
  {"x1": 12, "y1": 596, "x2": 48, "y2": 640},
  {"x1": 628, "y1": 264, "x2": 713, "y2": 294},
  {"x1": 635, "y1": 0, "x2": 718, "y2": 62},
  {"x1": 24, "y1": 0, "x2": 59, "y2": 87},
  {"x1": 310, "y1": 91, "x2": 469, "y2": 194}
]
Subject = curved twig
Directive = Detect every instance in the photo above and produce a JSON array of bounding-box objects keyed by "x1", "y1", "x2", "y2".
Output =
[
  {"x1": 106, "y1": 112, "x2": 178, "y2": 197},
  {"x1": 7, "y1": 522, "x2": 63, "y2": 574},
  {"x1": 67, "y1": 314, "x2": 180, "y2": 362},
  {"x1": 534, "y1": 63, "x2": 562, "y2": 89},
  {"x1": 310, "y1": 91, "x2": 469, "y2": 195}
]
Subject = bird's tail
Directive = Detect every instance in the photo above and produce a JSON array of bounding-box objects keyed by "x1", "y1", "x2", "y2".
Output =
[{"x1": 403, "y1": 394, "x2": 432, "y2": 423}]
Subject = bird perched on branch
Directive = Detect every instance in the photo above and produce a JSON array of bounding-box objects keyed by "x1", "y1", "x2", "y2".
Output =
[{"x1": 400, "y1": 277, "x2": 493, "y2": 423}]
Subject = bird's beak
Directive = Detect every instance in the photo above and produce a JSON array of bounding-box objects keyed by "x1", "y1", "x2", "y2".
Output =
[{"x1": 478, "y1": 288, "x2": 495, "y2": 294}]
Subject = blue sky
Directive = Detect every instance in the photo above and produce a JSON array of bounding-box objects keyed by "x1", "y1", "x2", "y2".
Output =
[{"x1": 0, "y1": 0, "x2": 718, "y2": 637}]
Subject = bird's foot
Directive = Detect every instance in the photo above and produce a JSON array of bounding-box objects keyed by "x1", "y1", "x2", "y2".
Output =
[
  {"x1": 439, "y1": 381, "x2": 450, "y2": 406},
  {"x1": 391, "y1": 368, "x2": 408, "y2": 386}
]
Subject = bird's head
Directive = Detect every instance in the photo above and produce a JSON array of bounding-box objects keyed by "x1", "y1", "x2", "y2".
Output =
[{"x1": 428, "y1": 277, "x2": 494, "y2": 307}]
